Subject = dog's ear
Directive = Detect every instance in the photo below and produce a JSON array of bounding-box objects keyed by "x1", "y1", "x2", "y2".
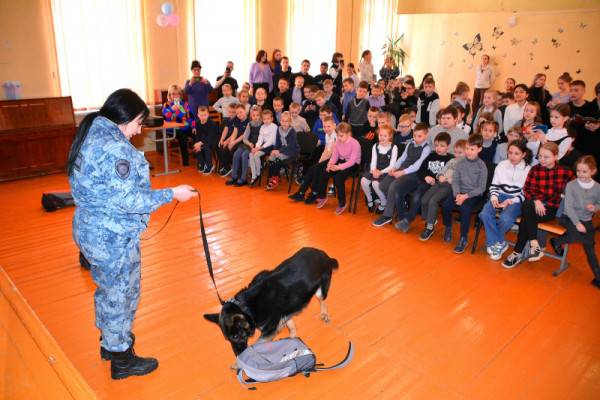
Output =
[{"x1": 203, "y1": 313, "x2": 220, "y2": 324}]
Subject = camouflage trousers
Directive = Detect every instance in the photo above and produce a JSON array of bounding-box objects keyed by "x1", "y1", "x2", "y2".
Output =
[{"x1": 74, "y1": 227, "x2": 141, "y2": 352}]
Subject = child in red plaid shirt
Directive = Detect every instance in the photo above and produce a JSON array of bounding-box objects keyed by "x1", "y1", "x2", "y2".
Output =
[{"x1": 502, "y1": 142, "x2": 574, "y2": 268}]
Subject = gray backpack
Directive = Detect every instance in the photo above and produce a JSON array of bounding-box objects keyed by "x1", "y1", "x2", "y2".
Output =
[{"x1": 236, "y1": 337, "x2": 354, "y2": 389}]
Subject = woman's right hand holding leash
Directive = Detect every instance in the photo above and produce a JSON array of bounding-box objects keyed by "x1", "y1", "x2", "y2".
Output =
[{"x1": 172, "y1": 185, "x2": 198, "y2": 202}]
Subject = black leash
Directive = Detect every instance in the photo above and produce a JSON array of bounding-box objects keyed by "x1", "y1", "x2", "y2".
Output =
[{"x1": 141, "y1": 188, "x2": 225, "y2": 305}]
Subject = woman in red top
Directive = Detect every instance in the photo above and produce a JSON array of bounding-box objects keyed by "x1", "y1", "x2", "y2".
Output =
[{"x1": 502, "y1": 142, "x2": 573, "y2": 268}]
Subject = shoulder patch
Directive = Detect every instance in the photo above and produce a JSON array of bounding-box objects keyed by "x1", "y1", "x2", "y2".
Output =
[{"x1": 115, "y1": 159, "x2": 130, "y2": 179}]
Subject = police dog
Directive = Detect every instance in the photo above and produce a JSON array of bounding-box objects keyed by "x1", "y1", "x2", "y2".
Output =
[{"x1": 203, "y1": 247, "x2": 338, "y2": 358}]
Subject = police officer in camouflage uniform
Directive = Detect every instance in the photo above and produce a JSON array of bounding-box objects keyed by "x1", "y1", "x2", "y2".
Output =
[{"x1": 67, "y1": 89, "x2": 196, "y2": 380}]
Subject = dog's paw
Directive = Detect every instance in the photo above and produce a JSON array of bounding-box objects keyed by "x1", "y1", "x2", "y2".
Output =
[{"x1": 320, "y1": 313, "x2": 331, "y2": 324}]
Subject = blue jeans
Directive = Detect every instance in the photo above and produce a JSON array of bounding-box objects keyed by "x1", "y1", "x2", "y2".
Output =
[
  {"x1": 231, "y1": 147, "x2": 250, "y2": 181},
  {"x1": 479, "y1": 194, "x2": 522, "y2": 247}
]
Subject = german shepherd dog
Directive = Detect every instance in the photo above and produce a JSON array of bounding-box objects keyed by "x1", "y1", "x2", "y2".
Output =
[{"x1": 203, "y1": 247, "x2": 338, "y2": 358}]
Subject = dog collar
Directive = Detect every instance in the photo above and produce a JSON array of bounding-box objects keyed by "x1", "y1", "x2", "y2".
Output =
[{"x1": 226, "y1": 297, "x2": 254, "y2": 321}]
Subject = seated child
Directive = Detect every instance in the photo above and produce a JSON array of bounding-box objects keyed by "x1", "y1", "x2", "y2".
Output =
[
  {"x1": 191, "y1": 106, "x2": 219, "y2": 173},
  {"x1": 502, "y1": 142, "x2": 573, "y2": 268},
  {"x1": 312, "y1": 105, "x2": 339, "y2": 145},
  {"x1": 360, "y1": 126, "x2": 398, "y2": 212},
  {"x1": 323, "y1": 79, "x2": 342, "y2": 116},
  {"x1": 367, "y1": 84, "x2": 386, "y2": 109},
  {"x1": 472, "y1": 89, "x2": 503, "y2": 135},
  {"x1": 213, "y1": 83, "x2": 240, "y2": 118},
  {"x1": 454, "y1": 104, "x2": 472, "y2": 135},
  {"x1": 427, "y1": 105, "x2": 468, "y2": 153},
  {"x1": 341, "y1": 78, "x2": 356, "y2": 119},
  {"x1": 416, "y1": 77, "x2": 440, "y2": 127},
  {"x1": 315, "y1": 122, "x2": 361, "y2": 214},
  {"x1": 494, "y1": 127, "x2": 523, "y2": 164},
  {"x1": 289, "y1": 117, "x2": 337, "y2": 203},
  {"x1": 520, "y1": 101, "x2": 547, "y2": 166},
  {"x1": 419, "y1": 139, "x2": 466, "y2": 240},
  {"x1": 248, "y1": 110, "x2": 278, "y2": 185},
  {"x1": 227, "y1": 106, "x2": 262, "y2": 186},
  {"x1": 315, "y1": 90, "x2": 340, "y2": 120},
  {"x1": 301, "y1": 85, "x2": 320, "y2": 128},
  {"x1": 441, "y1": 134, "x2": 488, "y2": 254},
  {"x1": 479, "y1": 120, "x2": 499, "y2": 164},
  {"x1": 372, "y1": 123, "x2": 431, "y2": 227},
  {"x1": 550, "y1": 155, "x2": 600, "y2": 289},
  {"x1": 357, "y1": 107, "x2": 379, "y2": 168},
  {"x1": 479, "y1": 140, "x2": 532, "y2": 260},
  {"x1": 396, "y1": 132, "x2": 453, "y2": 232},
  {"x1": 266, "y1": 112, "x2": 300, "y2": 190},
  {"x1": 394, "y1": 113, "x2": 414, "y2": 154},
  {"x1": 346, "y1": 81, "x2": 370, "y2": 133},
  {"x1": 289, "y1": 102, "x2": 310, "y2": 132},
  {"x1": 542, "y1": 104, "x2": 573, "y2": 161},
  {"x1": 291, "y1": 75, "x2": 305, "y2": 106},
  {"x1": 162, "y1": 84, "x2": 192, "y2": 166},
  {"x1": 272, "y1": 97, "x2": 285, "y2": 124},
  {"x1": 216, "y1": 103, "x2": 238, "y2": 175},
  {"x1": 238, "y1": 90, "x2": 251, "y2": 113}
]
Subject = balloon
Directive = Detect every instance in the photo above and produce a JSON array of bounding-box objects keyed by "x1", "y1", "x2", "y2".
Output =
[
  {"x1": 157, "y1": 14, "x2": 169, "y2": 27},
  {"x1": 168, "y1": 14, "x2": 180, "y2": 26},
  {"x1": 161, "y1": 2, "x2": 173, "y2": 16}
]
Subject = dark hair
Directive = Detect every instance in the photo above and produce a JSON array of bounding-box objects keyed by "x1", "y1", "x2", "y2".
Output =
[
  {"x1": 507, "y1": 140, "x2": 533, "y2": 165},
  {"x1": 255, "y1": 50, "x2": 267, "y2": 63},
  {"x1": 595, "y1": 81, "x2": 600, "y2": 95},
  {"x1": 347, "y1": 62, "x2": 355, "y2": 69},
  {"x1": 558, "y1": 72, "x2": 572, "y2": 84},
  {"x1": 301, "y1": 59, "x2": 311, "y2": 65},
  {"x1": 360, "y1": 50, "x2": 371, "y2": 60},
  {"x1": 453, "y1": 103, "x2": 466, "y2": 114},
  {"x1": 434, "y1": 131, "x2": 451, "y2": 145},
  {"x1": 576, "y1": 155, "x2": 597, "y2": 171},
  {"x1": 320, "y1": 62, "x2": 328, "y2": 67},
  {"x1": 67, "y1": 89, "x2": 149, "y2": 175},
  {"x1": 418, "y1": 73, "x2": 433, "y2": 89},
  {"x1": 502, "y1": 92, "x2": 515, "y2": 100},
  {"x1": 343, "y1": 78, "x2": 354, "y2": 85},
  {"x1": 441, "y1": 105, "x2": 458, "y2": 119},
  {"x1": 269, "y1": 49, "x2": 281, "y2": 69},
  {"x1": 570, "y1": 79, "x2": 586, "y2": 88},
  {"x1": 331, "y1": 52, "x2": 343, "y2": 63},
  {"x1": 414, "y1": 122, "x2": 429, "y2": 133},
  {"x1": 403, "y1": 79, "x2": 415, "y2": 87},
  {"x1": 514, "y1": 83, "x2": 529, "y2": 94},
  {"x1": 319, "y1": 105, "x2": 333, "y2": 114},
  {"x1": 368, "y1": 106, "x2": 380, "y2": 113},
  {"x1": 358, "y1": 81, "x2": 369, "y2": 90},
  {"x1": 468, "y1": 134, "x2": 484, "y2": 147},
  {"x1": 190, "y1": 60, "x2": 201, "y2": 70},
  {"x1": 273, "y1": 96, "x2": 283, "y2": 103},
  {"x1": 423, "y1": 77, "x2": 435, "y2": 86}
]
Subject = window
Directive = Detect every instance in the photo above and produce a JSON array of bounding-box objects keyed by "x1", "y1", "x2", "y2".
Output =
[
  {"x1": 193, "y1": 0, "x2": 257, "y2": 87},
  {"x1": 51, "y1": 0, "x2": 146, "y2": 109},
  {"x1": 360, "y1": 0, "x2": 402, "y2": 75},
  {"x1": 287, "y1": 0, "x2": 337, "y2": 74}
]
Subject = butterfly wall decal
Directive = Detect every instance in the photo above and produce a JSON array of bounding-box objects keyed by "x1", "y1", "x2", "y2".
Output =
[
  {"x1": 544, "y1": 65, "x2": 550, "y2": 70},
  {"x1": 491, "y1": 45, "x2": 496, "y2": 50},
  {"x1": 576, "y1": 49, "x2": 581, "y2": 54},
  {"x1": 510, "y1": 38, "x2": 520, "y2": 46},
  {"x1": 558, "y1": 27, "x2": 564, "y2": 33},
  {"x1": 529, "y1": 52, "x2": 534, "y2": 61},
  {"x1": 462, "y1": 33, "x2": 483, "y2": 57},
  {"x1": 512, "y1": 62, "x2": 517, "y2": 66},
  {"x1": 579, "y1": 22, "x2": 587, "y2": 29},
  {"x1": 576, "y1": 69, "x2": 582, "y2": 74},
  {"x1": 531, "y1": 38, "x2": 538, "y2": 45},
  {"x1": 492, "y1": 26, "x2": 504, "y2": 39},
  {"x1": 551, "y1": 38, "x2": 561, "y2": 48}
]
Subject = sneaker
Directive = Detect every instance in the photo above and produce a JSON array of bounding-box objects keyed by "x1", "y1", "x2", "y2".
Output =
[
  {"x1": 327, "y1": 185, "x2": 336, "y2": 196},
  {"x1": 367, "y1": 201, "x2": 374, "y2": 212},
  {"x1": 249, "y1": 177, "x2": 259, "y2": 187},
  {"x1": 373, "y1": 216, "x2": 392, "y2": 227},
  {"x1": 419, "y1": 226, "x2": 435, "y2": 241},
  {"x1": 394, "y1": 219, "x2": 410, "y2": 233},
  {"x1": 225, "y1": 179, "x2": 236, "y2": 186},
  {"x1": 550, "y1": 238, "x2": 564, "y2": 257},
  {"x1": 316, "y1": 197, "x2": 328, "y2": 209},
  {"x1": 218, "y1": 167, "x2": 227, "y2": 176},
  {"x1": 335, "y1": 204, "x2": 347, "y2": 215},
  {"x1": 591, "y1": 279, "x2": 600, "y2": 290},
  {"x1": 304, "y1": 193, "x2": 318, "y2": 205},
  {"x1": 443, "y1": 226, "x2": 452, "y2": 242},
  {"x1": 234, "y1": 180, "x2": 247, "y2": 187},
  {"x1": 203, "y1": 165, "x2": 215, "y2": 175},
  {"x1": 375, "y1": 205, "x2": 385, "y2": 214},
  {"x1": 454, "y1": 237, "x2": 468, "y2": 254},
  {"x1": 224, "y1": 168, "x2": 232, "y2": 177},
  {"x1": 289, "y1": 192, "x2": 305, "y2": 202},
  {"x1": 265, "y1": 177, "x2": 279, "y2": 191},
  {"x1": 502, "y1": 252, "x2": 523, "y2": 269},
  {"x1": 197, "y1": 163, "x2": 205, "y2": 172},
  {"x1": 496, "y1": 242, "x2": 509, "y2": 259},
  {"x1": 486, "y1": 245, "x2": 495, "y2": 255},
  {"x1": 528, "y1": 245, "x2": 544, "y2": 262}
]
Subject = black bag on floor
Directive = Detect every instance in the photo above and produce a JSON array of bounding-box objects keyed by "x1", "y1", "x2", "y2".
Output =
[{"x1": 41, "y1": 192, "x2": 75, "y2": 212}]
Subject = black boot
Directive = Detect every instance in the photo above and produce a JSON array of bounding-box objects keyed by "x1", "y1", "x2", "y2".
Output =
[
  {"x1": 79, "y1": 252, "x2": 91, "y2": 270},
  {"x1": 110, "y1": 346, "x2": 158, "y2": 380},
  {"x1": 101, "y1": 333, "x2": 135, "y2": 360}
]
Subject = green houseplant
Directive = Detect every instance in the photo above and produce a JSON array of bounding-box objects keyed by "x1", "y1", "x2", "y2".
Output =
[{"x1": 381, "y1": 34, "x2": 407, "y2": 74}]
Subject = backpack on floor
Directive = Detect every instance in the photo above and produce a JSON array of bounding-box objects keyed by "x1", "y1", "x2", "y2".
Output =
[
  {"x1": 41, "y1": 191, "x2": 75, "y2": 212},
  {"x1": 236, "y1": 337, "x2": 354, "y2": 389}
]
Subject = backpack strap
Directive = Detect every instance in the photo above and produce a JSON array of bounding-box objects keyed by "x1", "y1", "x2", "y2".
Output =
[
  {"x1": 315, "y1": 341, "x2": 355, "y2": 371},
  {"x1": 236, "y1": 369, "x2": 257, "y2": 390}
]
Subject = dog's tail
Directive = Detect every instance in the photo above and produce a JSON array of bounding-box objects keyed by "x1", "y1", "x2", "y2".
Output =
[{"x1": 330, "y1": 257, "x2": 339, "y2": 271}]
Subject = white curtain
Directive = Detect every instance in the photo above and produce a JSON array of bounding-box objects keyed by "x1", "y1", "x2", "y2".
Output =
[
  {"x1": 360, "y1": 0, "x2": 402, "y2": 75},
  {"x1": 287, "y1": 0, "x2": 337, "y2": 74},
  {"x1": 194, "y1": 0, "x2": 257, "y2": 86},
  {"x1": 51, "y1": 0, "x2": 146, "y2": 109}
]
